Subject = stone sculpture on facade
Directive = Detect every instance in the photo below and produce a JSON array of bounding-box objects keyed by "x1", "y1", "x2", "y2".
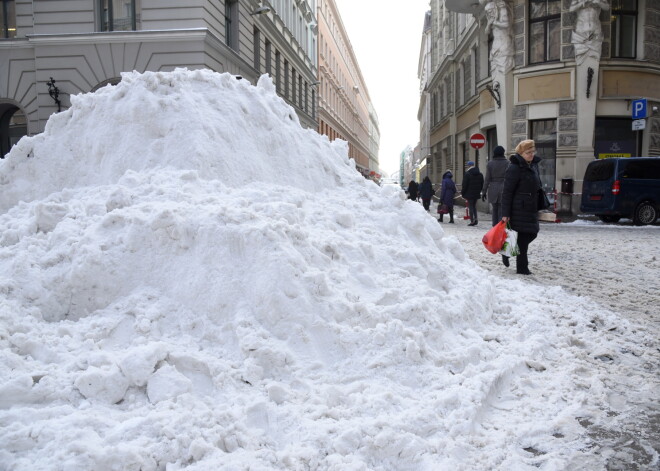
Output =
[
  {"x1": 482, "y1": 0, "x2": 514, "y2": 74},
  {"x1": 569, "y1": 0, "x2": 610, "y2": 65}
]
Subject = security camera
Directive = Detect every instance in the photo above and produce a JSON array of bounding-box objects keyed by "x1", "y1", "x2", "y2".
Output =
[{"x1": 653, "y1": 106, "x2": 659, "y2": 113}]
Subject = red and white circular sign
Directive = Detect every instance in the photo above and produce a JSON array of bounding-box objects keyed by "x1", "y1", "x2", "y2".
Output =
[{"x1": 469, "y1": 133, "x2": 486, "y2": 149}]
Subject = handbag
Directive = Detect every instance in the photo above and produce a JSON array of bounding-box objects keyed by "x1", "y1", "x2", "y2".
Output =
[
  {"x1": 538, "y1": 189, "x2": 551, "y2": 210},
  {"x1": 438, "y1": 203, "x2": 449, "y2": 214},
  {"x1": 482, "y1": 221, "x2": 507, "y2": 254},
  {"x1": 499, "y1": 223, "x2": 520, "y2": 257}
]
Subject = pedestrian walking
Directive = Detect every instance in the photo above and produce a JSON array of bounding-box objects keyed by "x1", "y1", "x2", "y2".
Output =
[
  {"x1": 419, "y1": 176, "x2": 434, "y2": 211},
  {"x1": 438, "y1": 170, "x2": 457, "y2": 223},
  {"x1": 482, "y1": 145, "x2": 509, "y2": 226},
  {"x1": 501, "y1": 139, "x2": 543, "y2": 275},
  {"x1": 407, "y1": 180, "x2": 419, "y2": 201},
  {"x1": 461, "y1": 161, "x2": 484, "y2": 226}
]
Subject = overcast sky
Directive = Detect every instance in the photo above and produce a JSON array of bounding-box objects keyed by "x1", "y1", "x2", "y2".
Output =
[{"x1": 332, "y1": 0, "x2": 431, "y2": 176}]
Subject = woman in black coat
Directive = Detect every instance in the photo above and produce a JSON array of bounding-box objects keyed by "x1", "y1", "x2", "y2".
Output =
[
  {"x1": 419, "y1": 176, "x2": 434, "y2": 211},
  {"x1": 501, "y1": 139, "x2": 543, "y2": 275}
]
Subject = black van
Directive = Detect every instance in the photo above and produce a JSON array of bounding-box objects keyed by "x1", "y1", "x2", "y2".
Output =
[{"x1": 580, "y1": 157, "x2": 660, "y2": 225}]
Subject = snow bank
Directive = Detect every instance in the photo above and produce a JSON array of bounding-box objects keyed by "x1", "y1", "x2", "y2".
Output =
[{"x1": 0, "y1": 69, "x2": 652, "y2": 470}]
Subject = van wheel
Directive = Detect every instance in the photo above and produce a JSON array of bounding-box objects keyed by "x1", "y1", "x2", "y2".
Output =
[
  {"x1": 598, "y1": 215, "x2": 621, "y2": 223},
  {"x1": 633, "y1": 201, "x2": 658, "y2": 225}
]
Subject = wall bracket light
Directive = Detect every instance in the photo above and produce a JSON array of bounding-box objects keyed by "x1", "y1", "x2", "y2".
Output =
[
  {"x1": 486, "y1": 81, "x2": 501, "y2": 109},
  {"x1": 250, "y1": 6, "x2": 271, "y2": 15},
  {"x1": 47, "y1": 77, "x2": 61, "y2": 112}
]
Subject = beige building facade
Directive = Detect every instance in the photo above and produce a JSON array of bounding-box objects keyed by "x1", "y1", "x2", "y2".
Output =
[
  {"x1": 0, "y1": 0, "x2": 318, "y2": 157},
  {"x1": 317, "y1": 0, "x2": 380, "y2": 179},
  {"x1": 423, "y1": 0, "x2": 660, "y2": 214}
]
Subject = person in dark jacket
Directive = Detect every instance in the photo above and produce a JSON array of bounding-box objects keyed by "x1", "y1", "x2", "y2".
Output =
[
  {"x1": 438, "y1": 170, "x2": 457, "y2": 223},
  {"x1": 461, "y1": 161, "x2": 484, "y2": 226},
  {"x1": 501, "y1": 139, "x2": 542, "y2": 275},
  {"x1": 407, "y1": 180, "x2": 419, "y2": 201},
  {"x1": 419, "y1": 176, "x2": 434, "y2": 211},
  {"x1": 482, "y1": 145, "x2": 509, "y2": 226}
]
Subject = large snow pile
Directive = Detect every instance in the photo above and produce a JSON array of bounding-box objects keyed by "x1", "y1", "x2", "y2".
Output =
[{"x1": 0, "y1": 69, "x2": 654, "y2": 470}]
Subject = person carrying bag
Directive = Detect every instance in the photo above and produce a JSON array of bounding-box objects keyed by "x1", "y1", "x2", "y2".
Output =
[{"x1": 500, "y1": 139, "x2": 543, "y2": 275}]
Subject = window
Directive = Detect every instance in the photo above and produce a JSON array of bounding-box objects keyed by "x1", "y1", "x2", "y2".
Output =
[
  {"x1": 225, "y1": 0, "x2": 238, "y2": 50},
  {"x1": 529, "y1": 0, "x2": 560, "y2": 64},
  {"x1": 284, "y1": 60, "x2": 289, "y2": 99},
  {"x1": 530, "y1": 119, "x2": 557, "y2": 192},
  {"x1": 611, "y1": 0, "x2": 637, "y2": 59},
  {"x1": 253, "y1": 28, "x2": 261, "y2": 71},
  {"x1": 275, "y1": 51, "x2": 281, "y2": 92},
  {"x1": 265, "y1": 40, "x2": 272, "y2": 77},
  {"x1": 1, "y1": 0, "x2": 16, "y2": 38},
  {"x1": 100, "y1": 0, "x2": 139, "y2": 32}
]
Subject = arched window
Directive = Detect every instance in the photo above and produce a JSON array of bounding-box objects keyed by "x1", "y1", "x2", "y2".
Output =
[{"x1": 0, "y1": 105, "x2": 27, "y2": 158}]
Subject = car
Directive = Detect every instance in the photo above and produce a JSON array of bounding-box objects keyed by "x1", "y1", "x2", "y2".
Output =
[{"x1": 580, "y1": 157, "x2": 660, "y2": 225}]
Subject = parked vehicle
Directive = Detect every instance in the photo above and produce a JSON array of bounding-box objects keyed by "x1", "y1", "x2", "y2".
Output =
[{"x1": 580, "y1": 157, "x2": 660, "y2": 225}]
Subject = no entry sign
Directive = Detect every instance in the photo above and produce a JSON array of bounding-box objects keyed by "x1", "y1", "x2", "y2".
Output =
[{"x1": 470, "y1": 133, "x2": 486, "y2": 149}]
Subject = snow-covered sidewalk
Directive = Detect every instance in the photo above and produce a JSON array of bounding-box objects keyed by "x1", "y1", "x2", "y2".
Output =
[{"x1": 440, "y1": 210, "x2": 660, "y2": 470}]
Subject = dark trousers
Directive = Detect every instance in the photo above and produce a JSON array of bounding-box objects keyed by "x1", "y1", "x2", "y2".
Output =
[
  {"x1": 490, "y1": 203, "x2": 502, "y2": 226},
  {"x1": 439, "y1": 208, "x2": 454, "y2": 222},
  {"x1": 516, "y1": 232, "x2": 537, "y2": 271},
  {"x1": 468, "y1": 200, "x2": 478, "y2": 223},
  {"x1": 422, "y1": 198, "x2": 431, "y2": 211}
]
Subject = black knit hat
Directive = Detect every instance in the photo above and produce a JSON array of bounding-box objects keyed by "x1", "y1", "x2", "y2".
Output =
[{"x1": 493, "y1": 145, "x2": 505, "y2": 156}]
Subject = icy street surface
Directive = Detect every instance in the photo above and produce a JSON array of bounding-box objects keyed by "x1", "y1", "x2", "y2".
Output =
[
  {"x1": 0, "y1": 69, "x2": 658, "y2": 470},
  {"x1": 441, "y1": 212, "x2": 660, "y2": 470}
]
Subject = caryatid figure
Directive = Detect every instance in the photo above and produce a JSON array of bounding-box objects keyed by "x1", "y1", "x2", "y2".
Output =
[
  {"x1": 482, "y1": 0, "x2": 514, "y2": 74},
  {"x1": 570, "y1": 0, "x2": 610, "y2": 64}
]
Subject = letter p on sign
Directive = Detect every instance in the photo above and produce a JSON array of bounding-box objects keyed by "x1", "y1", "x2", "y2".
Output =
[{"x1": 632, "y1": 99, "x2": 647, "y2": 120}]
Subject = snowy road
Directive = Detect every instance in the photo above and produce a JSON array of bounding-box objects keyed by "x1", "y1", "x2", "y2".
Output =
[
  {"x1": 439, "y1": 213, "x2": 659, "y2": 325},
  {"x1": 440, "y1": 210, "x2": 660, "y2": 470}
]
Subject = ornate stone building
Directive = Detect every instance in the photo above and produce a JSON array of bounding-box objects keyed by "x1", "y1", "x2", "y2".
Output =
[
  {"x1": 422, "y1": 0, "x2": 660, "y2": 214},
  {"x1": 0, "y1": 0, "x2": 318, "y2": 157},
  {"x1": 316, "y1": 0, "x2": 380, "y2": 180}
]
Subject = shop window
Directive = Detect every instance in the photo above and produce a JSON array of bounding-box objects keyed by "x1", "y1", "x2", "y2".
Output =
[
  {"x1": 530, "y1": 119, "x2": 557, "y2": 192},
  {"x1": 529, "y1": 0, "x2": 560, "y2": 64},
  {"x1": 611, "y1": 0, "x2": 637, "y2": 59},
  {"x1": 100, "y1": 0, "x2": 140, "y2": 32},
  {"x1": 1, "y1": 0, "x2": 16, "y2": 38},
  {"x1": 486, "y1": 127, "x2": 498, "y2": 161},
  {"x1": 594, "y1": 118, "x2": 640, "y2": 158}
]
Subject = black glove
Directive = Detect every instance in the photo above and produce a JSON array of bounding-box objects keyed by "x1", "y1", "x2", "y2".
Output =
[{"x1": 481, "y1": 193, "x2": 487, "y2": 202}]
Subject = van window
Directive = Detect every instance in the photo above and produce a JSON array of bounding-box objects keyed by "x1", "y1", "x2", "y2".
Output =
[
  {"x1": 622, "y1": 160, "x2": 660, "y2": 179},
  {"x1": 584, "y1": 159, "x2": 615, "y2": 181}
]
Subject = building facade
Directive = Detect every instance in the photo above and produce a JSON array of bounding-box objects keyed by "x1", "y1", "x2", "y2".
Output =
[
  {"x1": 423, "y1": 0, "x2": 660, "y2": 214},
  {"x1": 0, "y1": 0, "x2": 318, "y2": 158},
  {"x1": 316, "y1": 0, "x2": 380, "y2": 180}
]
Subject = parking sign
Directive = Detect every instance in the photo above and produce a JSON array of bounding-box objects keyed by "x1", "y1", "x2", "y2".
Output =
[{"x1": 631, "y1": 99, "x2": 647, "y2": 119}]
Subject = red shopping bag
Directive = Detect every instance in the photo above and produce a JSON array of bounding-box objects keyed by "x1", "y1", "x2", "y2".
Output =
[{"x1": 482, "y1": 221, "x2": 507, "y2": 254}]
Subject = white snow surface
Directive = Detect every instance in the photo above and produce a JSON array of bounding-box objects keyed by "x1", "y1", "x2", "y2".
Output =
[{"x1": 0, "y1": 69, "x2": 656, "y2": 470}]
